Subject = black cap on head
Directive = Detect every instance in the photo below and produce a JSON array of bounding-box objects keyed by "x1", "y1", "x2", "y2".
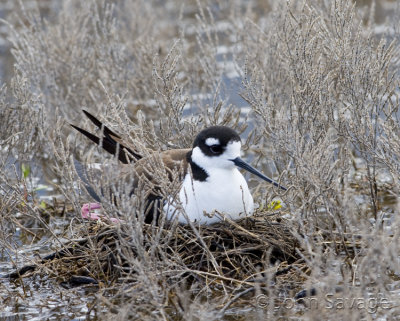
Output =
[
  {"x1": 193, "y1": 126, "x2": 241, "y2": 157},
  {"x1": 193, "y1": 126, "x2": 241, "y2": 147}
]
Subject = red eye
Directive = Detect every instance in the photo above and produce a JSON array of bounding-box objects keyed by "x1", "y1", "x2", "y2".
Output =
[{"x1": 210, "y1": 145, "x2": 223, "y2": 154}]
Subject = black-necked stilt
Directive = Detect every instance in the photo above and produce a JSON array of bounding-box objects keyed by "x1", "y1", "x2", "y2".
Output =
[{"x1": 71, "y1": 110, "x2": 286, "y2": 225}]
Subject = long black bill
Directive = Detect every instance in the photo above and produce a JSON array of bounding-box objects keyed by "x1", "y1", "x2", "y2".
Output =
[{"x1": 232, "y1": 157, "x2": 287, "y2": 191}]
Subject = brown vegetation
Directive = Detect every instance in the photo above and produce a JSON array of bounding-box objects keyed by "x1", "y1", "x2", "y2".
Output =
[{"x1": 1, "y1": 0, "x2": 400, "y2": 319}]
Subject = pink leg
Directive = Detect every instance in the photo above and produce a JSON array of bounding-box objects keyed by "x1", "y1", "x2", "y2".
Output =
[
  {"x1": 109, "y1": 217, "x2": 123, "y2": 223},
  {"x1": 81, "y1": 203, "x2": 102, "y2": 220},
  {"x1": 80, "y1": 202, "x2": 123, "y2": 223}
]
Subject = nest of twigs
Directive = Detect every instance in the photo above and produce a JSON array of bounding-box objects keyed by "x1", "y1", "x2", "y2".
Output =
[{"x1": 9, "y1": 211, "x2": 307, "y2": 293}]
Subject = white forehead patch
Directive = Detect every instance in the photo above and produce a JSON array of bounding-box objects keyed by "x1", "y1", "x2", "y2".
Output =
[
  {"x1": 224, "y1": 141, "x2": 241, "y2": 159},
  {"x1": 205, "y1": 137, "x2": 220, "y2": 146}
]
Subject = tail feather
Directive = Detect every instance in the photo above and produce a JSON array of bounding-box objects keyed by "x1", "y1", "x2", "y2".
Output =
[
  {"x1": 82, "y1": 109, "x2": 121, "y2": 140},
  {"x1": 71, "y1": 110, "x2": 142, "y2": 164}
]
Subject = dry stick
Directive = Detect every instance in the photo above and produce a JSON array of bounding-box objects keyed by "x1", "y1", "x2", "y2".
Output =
[
  {"x1": 223, "y1": 215, "x2": 265, "y2": 239},
  {"x1": 222, "y1": 215, "x2": 283, "y2": 248},
  {"x1": 12, "y1": 219, "x2": 37, "y2": 238},
  {"x1": 178, "y1": 269, "x2": 254, "y2": 286},
  {"x1": 186, "y1": 219, "x2": 224, "y2": 274},
  {"x1": 5, "y1": 177, "x2": 74, "y2": 254},
  {"x1": 218, "y1": 287, "x2": 256, "y2": 316}
]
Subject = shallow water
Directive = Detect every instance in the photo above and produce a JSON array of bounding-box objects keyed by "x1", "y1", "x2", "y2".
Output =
[
  {"x1": 0, "y1": 207, "x2": 98, "y2": 320},
  {"x1": 1, "y1": 277, "x2": 98, "y2": 321}
]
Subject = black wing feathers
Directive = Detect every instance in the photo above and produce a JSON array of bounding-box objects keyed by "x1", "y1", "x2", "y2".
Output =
[{"x1": 71, "y1": 110, "x2": 142, "y2": 164}]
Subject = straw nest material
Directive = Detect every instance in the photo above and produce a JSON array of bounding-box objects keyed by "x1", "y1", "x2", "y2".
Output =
[
  {"x1": 10, "y1": 210, "x2": 307, "y2": 292},
  {"x1": 26, "y1": 211, "x2": 305, "y2": 284}
]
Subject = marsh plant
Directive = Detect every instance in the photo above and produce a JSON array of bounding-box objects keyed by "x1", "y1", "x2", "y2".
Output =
[{"x1": 1, "y1": 0, "x2": 400, "y2": 319}]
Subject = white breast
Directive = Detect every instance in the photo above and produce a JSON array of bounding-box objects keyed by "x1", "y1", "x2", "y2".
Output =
[{"x1": 164, "y1": 167, "x2": 254, "y2": 224}]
